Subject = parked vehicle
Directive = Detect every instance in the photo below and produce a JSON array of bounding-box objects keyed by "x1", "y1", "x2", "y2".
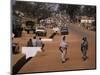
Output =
[
  {"x1": 60, "y1": 27, "x2": 69, "y2": 35},
  {"x1": 35, "y1": 26, "x2": 47, "y2": 36}
]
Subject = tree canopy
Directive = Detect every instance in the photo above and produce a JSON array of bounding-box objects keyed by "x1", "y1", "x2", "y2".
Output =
[{"x1": 13, "y1": 1, "x2": 96, "y2": 22}]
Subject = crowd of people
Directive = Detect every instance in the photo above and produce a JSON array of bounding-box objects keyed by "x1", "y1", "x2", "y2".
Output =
[
  {"x1": 12, "y1": 13, "x2": 89, "y2": 63},
  {"x1": 12, "y1": 30, "x2": 88, "y2": 63},
  {"x1": 27, "y1": 36, "x2": 45, "y2": 52}
]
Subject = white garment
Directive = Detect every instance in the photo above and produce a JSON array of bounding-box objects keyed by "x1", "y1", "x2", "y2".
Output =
[
  {"x1": 60, "y1": 39, "x2": 68, "y2": 61},
  {"x1": 60, "y1": 41, "x2": 67, "y2": 48},
  {"x1": 53, "y1": 27, "x2": 60, "y2": 33},
  {"x1": 22, "y1": 47, "x2": 41, "y2": 59},
  {"x1": 32, "y1": 39, "x2": 37, "y2": 46},
  {"x1": 36, "y1": 40, "x2": 43, "y2": 47}
]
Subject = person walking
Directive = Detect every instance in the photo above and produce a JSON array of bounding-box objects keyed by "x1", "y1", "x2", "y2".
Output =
[
  {"x1": 36, "y1": 37, "x2": 45, "y2": 52},
  {"x1": 27, "y1": 38, "x2": 33, "y2": 47},
  {"x1": 81, "y1": 37, "x2": 88, "y2": 61},
  {"x1": 59, "y1": 36, "x2": 68, "y2": 63},
  {"x1": 32, "y1": 36, "x2": 37, "y2": 47},
  {"x1": 12, "y1": 43, "x2": 20, "y2": 54}
]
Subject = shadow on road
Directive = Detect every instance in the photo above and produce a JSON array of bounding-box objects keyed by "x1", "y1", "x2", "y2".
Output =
[
  {"x1": 12, "y1": 56, "x2": 32, "y2": 74},
  {"x1": 49, "y1": 32, "x2": 57, "y2": 39}
]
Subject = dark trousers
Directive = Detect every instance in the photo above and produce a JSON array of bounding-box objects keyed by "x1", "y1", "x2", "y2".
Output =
[{"x1": 81, "y1": 47, "x2": 87, "y2": 57}]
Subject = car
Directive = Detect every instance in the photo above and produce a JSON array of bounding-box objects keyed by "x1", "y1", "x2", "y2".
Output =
[
  {"x1": 60, "y1": 27, "x2": 69, "y2": 35},
  {"x1": 35, "y1": 26, "x2": 47, "y2": 36}
]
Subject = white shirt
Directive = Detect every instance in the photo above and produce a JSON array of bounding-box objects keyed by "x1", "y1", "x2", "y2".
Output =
[
  {"x1": 36, "y1": 40, "x2": 43, "y2": 47},
  {"x1": 32, "y1": 39, "x2": 37, "y2": 46},
  {"x1": 60, "y1": 41, "x2": 67, "y2": 48}
]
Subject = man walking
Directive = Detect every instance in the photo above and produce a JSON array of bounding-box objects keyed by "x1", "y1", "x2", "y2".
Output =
[
  {"x1": 59, "y1": 36, "x2": 68, "y2": 63},
  {"x1": 81, "y1": 37, "x2": 88, "y2": 61},
  {"x1": 36, "y1": 37, "x2": 45, "y2": 52},
  {"x1": 32, "y1": 36, "x2": 37, "y2": 47}
]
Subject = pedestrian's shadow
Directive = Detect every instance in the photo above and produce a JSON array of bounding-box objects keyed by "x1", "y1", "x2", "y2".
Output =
[
  {"x1": 12, "y1": 56, "x2": 32, "y2": 74},
  {"x1": 49, "y1": 32, "x2": 57, "y2": 38}
]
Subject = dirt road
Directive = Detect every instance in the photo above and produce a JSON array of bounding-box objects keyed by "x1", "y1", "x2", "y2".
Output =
[{"x1": 12, "y1": 23, "x2": 96, "y2": 74}]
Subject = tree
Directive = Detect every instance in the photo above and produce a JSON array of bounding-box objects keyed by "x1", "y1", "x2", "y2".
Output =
[
  {"x1": 81, "y1": 5, "x2": 96, "y2": 17},
  {"x1": 58, "y1": 4, "x2": 81, "y2": 22}
]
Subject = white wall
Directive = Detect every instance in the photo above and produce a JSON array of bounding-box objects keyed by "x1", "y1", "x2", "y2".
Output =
[{"x1": 0, "y1": 0, "x2": 99, "y2": 75}]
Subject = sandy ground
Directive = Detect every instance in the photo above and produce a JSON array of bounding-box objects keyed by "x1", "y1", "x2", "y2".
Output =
[{"x1": 12, "y1": 23, "x2": 96, "y2": 74}]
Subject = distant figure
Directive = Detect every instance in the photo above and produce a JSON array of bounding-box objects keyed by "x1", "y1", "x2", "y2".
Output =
[
  {"x1": 12, "y1": 43, "x2": 20, "y2": 54},
  {"x1": 59, "y1": 36, "x2": 68, "y2": 63},
  {"x1": 12, "y1": 43, "x2": 16, "y2": 54},
  {"x1": 27, "y1": 39, "x2": 33, "y2": 47},
  {"x1": 32, "y1": 36, "x2": 37, "y2": 47},
  {"x1": 12, "y1": 33, "x2": 15, "y2": 40},
  {"x1": 36, "y1": 38, "x2": 45, "y2": 52},
  {"x1": 15, "y1": 43, "x2": 20, "y2": 53},
  {"x1": 81, "y1": 37, "x2": 88, "y2": 61}
]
